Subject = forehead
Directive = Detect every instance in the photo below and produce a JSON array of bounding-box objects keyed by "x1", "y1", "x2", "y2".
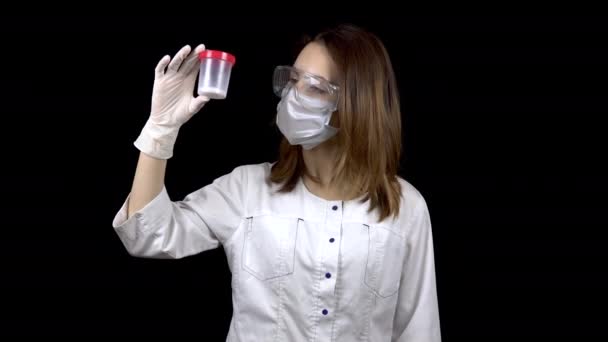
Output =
[{"x1": 293, "y1": 42, "x2": 336, "y2": 83}]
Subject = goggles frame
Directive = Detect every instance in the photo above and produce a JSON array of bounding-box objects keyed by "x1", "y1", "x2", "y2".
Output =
[{"x1": 273, "y1": 65, "x2": 340, "y2": 110}]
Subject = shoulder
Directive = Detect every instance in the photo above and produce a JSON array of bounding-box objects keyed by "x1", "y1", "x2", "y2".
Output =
[
  {"x1": 223, "y1": 161, "x2": 274, "y2": 188},
  {"x1": 395, "y1": 175, "x2": 431, "y2": 226},
  {"x1": 232, "y1": 161, "x2": 273, "y2": 178}
]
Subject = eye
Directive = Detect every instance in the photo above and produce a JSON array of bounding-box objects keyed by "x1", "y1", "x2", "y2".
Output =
[{"x1": 311, "y1": 86, "x2": 327, "y2": 94}]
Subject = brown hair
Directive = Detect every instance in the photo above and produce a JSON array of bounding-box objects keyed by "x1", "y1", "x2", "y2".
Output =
[{"x1": 269, "y1": 24, "x2": 403, "y2": 222}]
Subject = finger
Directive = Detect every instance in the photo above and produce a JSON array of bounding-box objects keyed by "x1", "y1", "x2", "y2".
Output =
[
  {"x1": 189, "y1": 95, "x2": 210, "y2": 114},
  {"x1": 167, "y1": 45, "x2": 191, "y2": 73},
  {"x1": 194, "y1": 44, "x2": 206, "y2": 55},
  {"x1": 180, "y1": 44, "x2": 205, "y2": 74},
  {"x1": 155, "y1": 55, "x2": 171, "y2": 78}
]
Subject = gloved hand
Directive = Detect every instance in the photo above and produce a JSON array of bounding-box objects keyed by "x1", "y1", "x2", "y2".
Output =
[{"x1": 134, "y1": 44, "x2": 209, "y2": 159}]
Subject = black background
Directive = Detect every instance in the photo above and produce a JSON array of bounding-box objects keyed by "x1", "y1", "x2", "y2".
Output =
[{"x1": 2, "y1": 13, "x2": 607, "y2": 339}]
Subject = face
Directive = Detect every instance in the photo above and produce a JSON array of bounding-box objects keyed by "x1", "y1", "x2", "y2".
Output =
[
  {"x1": 293, "y1": 43, "x2": 341, "y2": 130},
  {"x1": 280, "y1": 42, "x2": 340, "y2": 112},
  {"x1": 274, "y1": 41, "x2": 342, "y2": 130}
]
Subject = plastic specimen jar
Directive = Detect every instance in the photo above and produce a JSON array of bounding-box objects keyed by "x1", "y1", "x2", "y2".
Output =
[{"x1": 197, "y1": 50, "x2": 236, "y2": 99}]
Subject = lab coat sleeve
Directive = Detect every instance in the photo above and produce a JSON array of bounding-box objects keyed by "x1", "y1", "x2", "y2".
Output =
[
  {"x1": 111, "y1": 165, "x2": 248, "y2": 259},
  {"x1": 391, "y1": 196, "x2": 442, "y2": 342}
]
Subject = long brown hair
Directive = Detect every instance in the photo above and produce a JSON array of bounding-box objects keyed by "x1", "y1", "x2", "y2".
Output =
[{"x1": 269, "y1": 24, "x2": 403, "y2": 223}]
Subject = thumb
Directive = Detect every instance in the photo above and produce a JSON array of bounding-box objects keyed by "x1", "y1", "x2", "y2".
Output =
[{"x1": 189, "y1": 95, "x2": 210, "y2": 114}]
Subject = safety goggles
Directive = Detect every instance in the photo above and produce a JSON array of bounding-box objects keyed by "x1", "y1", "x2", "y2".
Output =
[{"x1": 273, "y1": 65, "x2": 340, "y2": 111}]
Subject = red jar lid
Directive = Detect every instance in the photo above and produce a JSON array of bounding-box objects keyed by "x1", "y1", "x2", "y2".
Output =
[{"x1": 198, "y1": 50, "x2": 236, "y2": 65}]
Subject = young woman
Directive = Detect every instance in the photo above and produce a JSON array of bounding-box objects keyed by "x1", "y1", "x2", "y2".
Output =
[{"x1": 113, "y1": 24, "x2": 441, "y2": 342}]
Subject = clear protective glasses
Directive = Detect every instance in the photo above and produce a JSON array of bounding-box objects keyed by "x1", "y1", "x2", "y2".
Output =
[{"x1": 273, "y1": 65, "x2": 340, "y2": 111}]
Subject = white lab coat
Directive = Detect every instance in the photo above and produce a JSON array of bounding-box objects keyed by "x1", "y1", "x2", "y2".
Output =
[{"x1": 112, "y1": 161, "x2": 441, "y2": 341}]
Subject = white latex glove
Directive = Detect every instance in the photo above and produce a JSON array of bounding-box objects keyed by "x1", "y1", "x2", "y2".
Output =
[{"x1": 134, "y1": 44, "x2": 210, "y2": 159}]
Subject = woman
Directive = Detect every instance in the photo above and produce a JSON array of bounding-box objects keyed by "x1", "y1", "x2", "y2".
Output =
[{"x1": 112, "y1": 24, "x2": 441, "y2": 341}]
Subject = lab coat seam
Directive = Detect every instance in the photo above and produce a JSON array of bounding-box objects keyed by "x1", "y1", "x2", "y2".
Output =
[
  {"x1": 244, "y1": 163, "x2": 250, "y2": 219},
  {"x1": 330, "y1": 215, "x2": 343, "y2": 340},
  {"x1": 230, "y1": 241, "x2": 243, "y2": 342},
  {"x1": 359, "y1": 292, "x2": 373, "y2": 341},
  {"x1": 240, "y1": 217, "x2": 252, "y2": 280},
  {"x1": 362, "y1": 224, "x2": 376, "y2": 296},
  {"x1": 276, "y1": 225, "x2": 288, "y2": 341},
  {"x1": 235, "y1": 218, "x2": 248, "y2": 341},
  {"x1": 371, "y1": 232, "x2": 386, "y2": 297},
  {"x1": 275, "y1": 270, "x2": 286, "y2": 342},
  {"x1": 330, "y1": 221, "x2": 343, "y2": 341},
  {"x1": 310, "y1": 241, "x2": 323, "y2": 342}
]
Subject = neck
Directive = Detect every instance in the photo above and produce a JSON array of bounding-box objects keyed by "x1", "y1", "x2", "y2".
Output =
[
  {"x1": 302, "y1": 142, "x2": 338, "y2": 189},
  {"x1": 301, "y1": 140, "x2": 364, "y2": 201}
]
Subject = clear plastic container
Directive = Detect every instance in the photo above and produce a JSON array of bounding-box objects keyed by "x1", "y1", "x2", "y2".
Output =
[{"x1": 197, "y1": 50, "x2": 236, "y2": 99}]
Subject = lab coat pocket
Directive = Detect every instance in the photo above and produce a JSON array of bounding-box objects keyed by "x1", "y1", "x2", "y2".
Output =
[
  {"x1": 364, "y1": 225, "x2": 407, "y2": 298},
  {"x1": 242, "y1": 215, "x2": 301, "y2": 281}
]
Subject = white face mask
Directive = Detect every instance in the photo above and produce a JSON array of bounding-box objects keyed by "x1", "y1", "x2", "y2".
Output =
[{"x1": 276, "y1": 88, "x2": 339, "y2": 150}]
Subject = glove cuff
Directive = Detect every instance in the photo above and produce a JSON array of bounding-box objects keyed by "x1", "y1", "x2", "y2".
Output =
[{"x1": 133, "y1": 119, "x2": 181, "y2": 160}]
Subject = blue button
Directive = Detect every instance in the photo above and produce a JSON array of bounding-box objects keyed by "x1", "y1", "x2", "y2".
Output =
[
  {"x1": 322, "y1": 309, "x2": 328, "y2": 315},
  {"x1": 325, "y1": 272, "x2": 331, "y2": 278},
  {"x1": 329, "y1": 238, "x2": 335, "y2": 243},
  {"x1": 332, "y1": 205, "x2": 338, "y2": 210}
]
